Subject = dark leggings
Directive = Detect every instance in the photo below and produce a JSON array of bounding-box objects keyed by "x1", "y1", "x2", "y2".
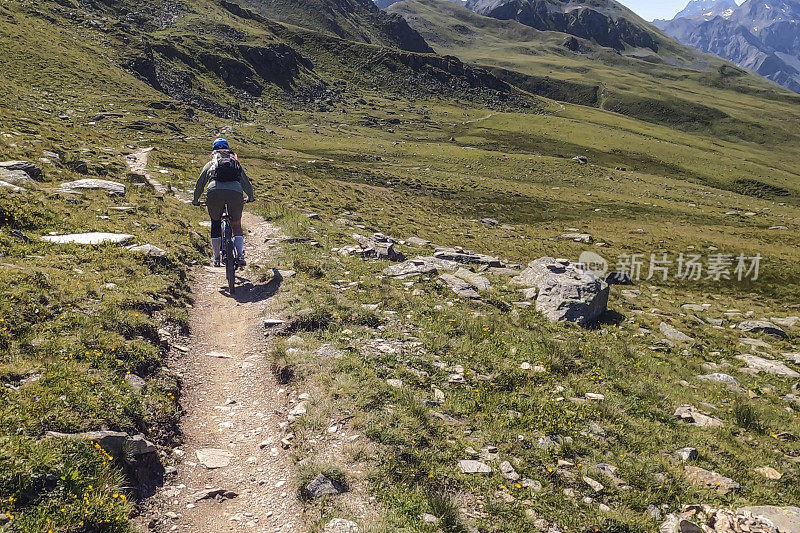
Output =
[{"x1": 210, "y1": 220, "x2": 222, "y2": 238}]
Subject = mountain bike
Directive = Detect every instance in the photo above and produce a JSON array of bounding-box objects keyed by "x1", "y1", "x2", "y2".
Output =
[{"x1": 220, "y1": 207, "x2": 238, "y2": 295}]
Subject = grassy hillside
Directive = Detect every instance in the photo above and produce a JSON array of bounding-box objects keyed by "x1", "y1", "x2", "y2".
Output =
[{"x1": 0, "y1": 0, "x2": 799, "y2": 531}]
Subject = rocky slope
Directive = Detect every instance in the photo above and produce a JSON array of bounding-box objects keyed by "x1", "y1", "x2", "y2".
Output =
[
  {"x1": 655, "y1": 0, "x2": 800, "y2": 93},
  {"x1": 464, "y1": 0, "x2": 661, "y2": 51},
  {"x1": 240, "y1": 0, "x2": 434, "y2": 52}
]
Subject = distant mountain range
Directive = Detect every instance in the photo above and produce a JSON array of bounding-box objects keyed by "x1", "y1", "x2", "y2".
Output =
[{"x1": 654, "y1": 0, "x2": 800, "y2": 93}]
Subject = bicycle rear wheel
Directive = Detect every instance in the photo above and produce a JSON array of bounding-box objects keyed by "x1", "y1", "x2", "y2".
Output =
[{"x1": 223, "y1": 220, "x2": 236, "y2": 295}]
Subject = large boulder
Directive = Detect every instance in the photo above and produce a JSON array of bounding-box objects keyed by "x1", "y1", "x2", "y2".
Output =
[{"x1": 513, "y1": 257, "x2": 609, "y2": 326}]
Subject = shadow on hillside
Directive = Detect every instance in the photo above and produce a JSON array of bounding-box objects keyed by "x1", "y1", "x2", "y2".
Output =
[{"x1": 218, "y1": 268, "x2": 283, "y2": 303}]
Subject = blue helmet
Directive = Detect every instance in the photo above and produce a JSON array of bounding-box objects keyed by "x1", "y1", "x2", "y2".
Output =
[{"x1": 212, "y1": 138, "x2": 230, "y2": 151}]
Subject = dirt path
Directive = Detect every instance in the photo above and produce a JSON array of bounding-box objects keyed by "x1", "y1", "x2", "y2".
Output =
[{"x1": 140, "y1": 212, "x2": 304, "y2": 532}]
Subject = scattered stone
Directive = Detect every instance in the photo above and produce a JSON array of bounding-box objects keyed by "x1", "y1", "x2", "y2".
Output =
[
  {"x1": 738, "y1": 320, "x2": 788, "y2": 340},
  {"x1": 41, "y1": 232, "x2": 134, "y2": 245},
  {"x1": 481, "y1": 218, "x2": 499, "y2": 226},
  {"x1": 190, "y1": 488, "x2": 238, "y2": 502},
  {"x1": 684, "y1": 466, "x2": 740, "y2": 494},
  {"x1": 127, "y1": 244, "x2": 166, "y2": 257},
  {"x1": 660, "y1": 322, "x2": 693, "y2": 343},
  {"x1": 661, "y1": 506, "x2": 799, "y2": 533},
  {"x1": 421, "y1": 513, "x2": 440, "y2": 524},
  {"x1": 124, "y1": 373, "x2": 146, "y2": 392},
  {"x1": 585, "y1": 393, "x2": 605, "y2": 401},
  {"x1": 386, "y1": 379, "x2": 404, "y2": 388},
  {"x1": 572, "y1": 155, "x2": 588, "y2": 164},
  {"x1": 59, "y1": 179, "x2": 125, "y2": 196},
  {"x1": 754, "y1": 466, "x2": 782, "y2": 480},
  {"x1": 459, "y1": 460, "x2": 492, "y2": 474},
  {"x1": 263, "y1": 318, "x2": 285, "y2": 328},
  {"x1": 559, "y1": 233, "x2": 593, "y2": 243},
  {"x1": 205, "y1": 351, "x2": 232, "y2": 359},
  {"x1": 196, "y1": 448, "x2": 234, "y2": 469},
  {"x1": 673, "y1": 447, "x2": 699, "y2": 462},
  {"x1": 322, "y1": 518, "x2": 359, "y2": 533},
  {"x1": 583, "y1": 476, "x2": 604, "y2": 493},
  {"x1": 288, "y1": 401, "x2": 308, "y2": 419},
  {"x1": 406, "y1": 236, "x2": 432, "y2": 247},
  {"x1": 697, "y1": 373, "x2": 740, "y2": 387},
  {"x1": 736, "y1": 354, "x2": 799, "y2": 378},
  {"x1": 499, "y1": 461, "x2": 519, "y2": 481},
  {"x1": 621, "y1": 289, "x2": 641, "y2": 298},
  {"x1": 305, "y1": 473, "x2": 346, "y2": 499},
  {"x1": 346, "y1": 233, "x2": 405, "y2": 262},
  {"x1": 315, "y1": 344, "x2": 344, "y2": 359},
  {"x1": 674, "y1": 405, "x2": 723, "y2": 427},
  {"x1": 513, "y1": 257, "x2": 609, "y2": 326}
]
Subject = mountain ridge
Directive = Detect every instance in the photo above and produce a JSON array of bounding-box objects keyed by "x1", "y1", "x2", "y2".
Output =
[{"x1": 655, "y1": 0, "x2": 800, "y2": 92}]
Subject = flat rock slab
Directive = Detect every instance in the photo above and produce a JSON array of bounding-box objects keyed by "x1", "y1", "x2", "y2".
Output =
[
  {"x1": 772, "y1": 316, "x2": 799, "y2": 328},
  {"x1": 559, "y1": 233, "x2": 593, "y2": 243},
  {"x1": 737, "y1": 354, "x2": 799, "y2": 378},
  {"x1": 196, "y1": 447, "x2": 234, "y2": 469},
  {"x1": 674, "y1": 405, "x2": 723, "y2": 427},
  {"x1": 0, "y1": 160, "x2": 41, "y2": 180},
  {"x1": 438, "y1": 273, "x2": 480, "y2": 299},
  {"x1": 685, "y1": 466, "x2": 740, "y2": 494},
  {"x1": 41, "y1": 232, "x2": 134, "y2": 245},
  {"x1": 454, "y1": 267, "x2": 492, "y2": 291},
  {"x1": 738, "y1": 320, "x2": 788, "y2": 340},
  {"x1": 59, "y1": 179, "x2": 125, "y2": 196},
  {"x1": 459, "y1": 460, "x2": 492, "y2": 474},
  {"x1": 738, "y1": 506, "x2": 800, "y2": 531},
  {"x1": 383, "y1": 256, "x2": 460, "y2": 278}
]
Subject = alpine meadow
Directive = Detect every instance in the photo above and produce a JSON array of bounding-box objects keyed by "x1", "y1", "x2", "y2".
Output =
[{"x1": 0, "y1": 0, "x2": 799, "y2": 532}]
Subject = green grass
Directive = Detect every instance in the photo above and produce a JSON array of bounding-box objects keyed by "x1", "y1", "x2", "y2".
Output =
[{"x1": 1, "y1": 0, "x2": 799, "y2": 530}]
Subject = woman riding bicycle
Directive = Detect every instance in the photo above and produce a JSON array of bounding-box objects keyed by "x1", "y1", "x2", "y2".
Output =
[{"x1": 192, "y1": 138, "x2": 254, "y2": 267}]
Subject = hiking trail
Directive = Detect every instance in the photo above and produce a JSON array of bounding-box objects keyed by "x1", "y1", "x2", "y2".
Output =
[{"x1": 127, "y1": 146, "x2": 305, "y2": 531}]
